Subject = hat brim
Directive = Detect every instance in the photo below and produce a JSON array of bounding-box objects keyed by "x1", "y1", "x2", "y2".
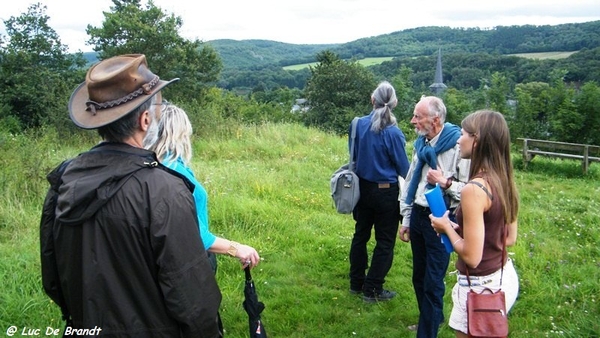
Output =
[{"x1": 68, "y1": 78, "x2": 179, "y2": 129}]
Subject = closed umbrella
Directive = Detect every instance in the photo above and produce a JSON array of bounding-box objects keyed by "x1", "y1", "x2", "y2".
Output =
[{"x1": 243, "y1": 266, "x2": 267, "y2": 338}]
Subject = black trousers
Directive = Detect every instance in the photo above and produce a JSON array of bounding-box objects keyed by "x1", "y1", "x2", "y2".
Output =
[{"x1": 349, "y1": 179, "x2": 400, "y2": 293}]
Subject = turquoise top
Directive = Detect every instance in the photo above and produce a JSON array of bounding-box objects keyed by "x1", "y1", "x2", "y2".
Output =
[{"x1": 163, "y1": 156, "x2": 217, "y2": 249}]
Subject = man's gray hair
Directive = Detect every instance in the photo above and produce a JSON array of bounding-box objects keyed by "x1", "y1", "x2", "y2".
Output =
[
  {"x1": 98, "y1": 95, "x2": 158, "y2": 142},
  {"x1": 420, "y1": 95, "x2": 447, "y2": 125}
]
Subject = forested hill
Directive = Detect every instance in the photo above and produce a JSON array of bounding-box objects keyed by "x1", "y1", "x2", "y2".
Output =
[
  {"x1": 203, "y1": 39, "x2": 339, "y2": 70},
  {"x1": 207, "y1": 20, "x2": 600, "y2": 70}
]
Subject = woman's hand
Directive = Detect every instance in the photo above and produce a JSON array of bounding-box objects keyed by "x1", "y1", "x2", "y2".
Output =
[
  {"x1": 236, "y1": 244, "x2": 261, "y2": 269},
  {"x1": 429, "y1": 210, "x2": 453, "y2": 235}
]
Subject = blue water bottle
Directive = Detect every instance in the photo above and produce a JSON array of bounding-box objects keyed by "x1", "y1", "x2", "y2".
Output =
[{"x1": 424, "y1": 184, "x2": 454, "y2": 253}]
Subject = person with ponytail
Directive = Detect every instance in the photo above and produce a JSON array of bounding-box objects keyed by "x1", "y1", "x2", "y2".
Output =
[{"x1": 348, "y1": 81, "x2": 410, "y2": 302}]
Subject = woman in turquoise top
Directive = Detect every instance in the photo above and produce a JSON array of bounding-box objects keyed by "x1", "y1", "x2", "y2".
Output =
[{"x1": 144, "y1": 103, "x2": 260, "y2": 270}]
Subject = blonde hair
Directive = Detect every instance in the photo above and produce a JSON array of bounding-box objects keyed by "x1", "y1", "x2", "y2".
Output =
[{"x1": 146, "y1": 104, "x2": 193, "y2": 164}]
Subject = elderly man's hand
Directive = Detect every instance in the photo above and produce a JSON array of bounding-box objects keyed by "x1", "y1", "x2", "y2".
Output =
[{"x1": 426, "y1": 168, "x2": 446, "y2": 186}]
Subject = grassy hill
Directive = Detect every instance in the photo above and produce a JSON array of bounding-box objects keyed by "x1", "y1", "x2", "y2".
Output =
[
  {"x1": 80, "y1": 22, "x2": 600, "y2": 92},
  {"x1": 207, "y1": 39, "x2": 339, "y2": 70},
  {"x1": 508, "y1": 51, "x2": 578, "y2": 59},
  {"x1": 208, "y1": 21, "x2": 600, "y2": 71},
  {"x1": 282, "y1": 56, "x2": 395, "y2": 71},
  {"x1": 282, "y1": 51, "x2": 577, "y2": 71},
  {"x1": 1, "y1": 122, "x2": 599, "y2": 337}
]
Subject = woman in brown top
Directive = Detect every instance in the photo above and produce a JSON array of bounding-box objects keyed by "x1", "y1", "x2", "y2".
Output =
[{"x1": 430, "y1": 110, "x2": 519, "y2": 337}]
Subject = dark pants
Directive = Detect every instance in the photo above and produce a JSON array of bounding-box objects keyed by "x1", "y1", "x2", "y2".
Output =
[
  {"x1": 349, "y1": 179, "x2": 400, "y2": 294},
  {"x1": 410, "y1": 205, "x2": 451, "y2": 338},
  {"x1": 207, "y1": 251, "x2": 218, "y2": 274}
]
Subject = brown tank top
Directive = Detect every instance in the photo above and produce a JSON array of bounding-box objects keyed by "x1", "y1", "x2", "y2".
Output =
[{"x1": 455, "y1": 177, "x2": 506, "y2": 276}]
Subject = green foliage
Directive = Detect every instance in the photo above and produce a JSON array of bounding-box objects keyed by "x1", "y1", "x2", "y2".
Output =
[
  {"x1": 219, "y1": 66, "x2": 309, "y2": 92},
  {"x1": 303, "y1": 51, "x2": 376, "y2": 134},
  {"x1": 487, "y1": 72, "x2": 512, "y2": 114},
  {"x1": 513, "y1": 82, "x2": 552, "y2": 139},
  {"x1": 389, "y1": 66, "x2": 417, "y2": 120},
  {"x1": 168, "y1": 87, "x2": 302, "y2": 141},
  {"x1": 0, "y1": 3, "x2": 86, "y2": 129},
  {"x1": 563, "y1": 47, "x2": 600, "y2": 83},
  {"x1": 207, "y1": 39, "x2": 337, "y2": 70},
  {"x1": 546, "y1": 71, "x2": 584, "y2": 143},
  {"x1": 440, "y1": 88, "x2": 473, "y2": 125},
  {"x1": 211, "y1": 21, "x2": 600, "y2": 92},
  {"x1": 575, "y1": 82, "x2": 600, "y2": 144},
  {"x1": 86, "y1": 0, "x2": 222, "y2": 103},
  {"x1": 251, "y1": 86, "x2": 303, "y2": 106}
]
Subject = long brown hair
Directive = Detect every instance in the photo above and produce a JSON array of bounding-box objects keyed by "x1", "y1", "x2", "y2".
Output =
[{"x1": 461, "y1": 110, "x2": 519, "y2": 223}]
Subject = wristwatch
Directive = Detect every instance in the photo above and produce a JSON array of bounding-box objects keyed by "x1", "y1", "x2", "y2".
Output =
[
  {"x1": 443, "y1": 177, "x2": 453, "y2": 190},
  {"x1": 227, "y1": 241, "x2": 240, "y2": 257}
]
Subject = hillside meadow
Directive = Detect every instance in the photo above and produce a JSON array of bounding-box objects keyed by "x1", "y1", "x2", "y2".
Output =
[
  {"x1": 281, "y1": 52, "x2": 575, "y2": 71},
  {"x1": 507, "y1": 51, "x2": 578, "y2": 60},
  {"x1": 283, "y1": 57, "x2": 395, "y2": 71},
  {"x1": 0, "y1": 122, "x2": 599, "y2": 337}
]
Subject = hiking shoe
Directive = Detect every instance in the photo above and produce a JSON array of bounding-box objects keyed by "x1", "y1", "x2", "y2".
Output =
[
  {"x1": 362, "y1": 289, "x2": 397, "y2": 303},
  {"x1": 349, "y1": 288, "x2": 362, "y2": 295}
]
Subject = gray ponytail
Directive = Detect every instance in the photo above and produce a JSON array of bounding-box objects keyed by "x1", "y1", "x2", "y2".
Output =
[{"x1": 370, "y1": 81, "x2": 398, "y2": 133}]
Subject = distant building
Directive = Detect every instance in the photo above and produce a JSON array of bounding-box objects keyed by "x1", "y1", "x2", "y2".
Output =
[
  {"x1": 291, "y1": 98, "x2": 310, "y2": 113},
  {"x1": 429, "y1": 48, "x2": 447, "y2": 96}
]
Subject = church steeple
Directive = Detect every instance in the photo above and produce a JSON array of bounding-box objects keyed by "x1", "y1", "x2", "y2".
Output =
[{"x1": 429, "y1": 48, "x2": 447, "y2": 96}]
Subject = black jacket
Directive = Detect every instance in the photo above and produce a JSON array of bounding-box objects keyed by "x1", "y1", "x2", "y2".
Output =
[{"x1": 40, "y1": 142, "x2": 222, "y2": 337}]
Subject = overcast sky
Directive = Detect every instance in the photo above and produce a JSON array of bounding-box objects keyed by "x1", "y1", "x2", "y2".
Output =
[{"x1": 2, "y1": 0, "x2": 600, "y2": 53}]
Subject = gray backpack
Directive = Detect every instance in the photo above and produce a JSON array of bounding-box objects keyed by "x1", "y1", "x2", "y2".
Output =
[{"x1": 330, "y1": 118, "x2": 360, "y2": 214}]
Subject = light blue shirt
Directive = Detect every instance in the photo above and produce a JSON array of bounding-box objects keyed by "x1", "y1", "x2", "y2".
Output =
[{"x1": 163, "y1": 156, "x2": 217, "y2": 249}]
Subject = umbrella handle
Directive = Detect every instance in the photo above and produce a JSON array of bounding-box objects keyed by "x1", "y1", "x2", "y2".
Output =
[{"x1": 244, "y1": 266, "x2": 252, "y2": 281}]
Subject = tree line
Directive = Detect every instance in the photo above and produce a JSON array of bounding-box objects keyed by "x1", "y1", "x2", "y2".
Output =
[
  {"x1": 209, "y1": 21, "x2": 600, "y2": 71},
  {"x1": 1, "y1": 1, "x2": 599, "y2": 146}
]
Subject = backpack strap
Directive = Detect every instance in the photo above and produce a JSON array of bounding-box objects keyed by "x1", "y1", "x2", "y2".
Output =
[{"x1": 349, "y1": 117, "x2": 359, "y2": 172}]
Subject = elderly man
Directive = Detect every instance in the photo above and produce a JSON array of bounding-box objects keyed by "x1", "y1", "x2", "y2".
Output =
[
  {"x1": 399, "y1": 96, "x2": 470, "y2": 338},
  {"x1": 40, "y1": 54, "x2": 222, "y2": 337}
]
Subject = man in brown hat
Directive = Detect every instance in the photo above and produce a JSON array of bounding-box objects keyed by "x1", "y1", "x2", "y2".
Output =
[{"x1": 40, "y1": 54, "x2": 223, "y2": 337}]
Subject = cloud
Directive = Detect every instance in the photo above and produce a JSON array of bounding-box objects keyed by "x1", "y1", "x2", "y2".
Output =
[{"x1": 1, "y1": 0, "x2": 599, "y2": 53}]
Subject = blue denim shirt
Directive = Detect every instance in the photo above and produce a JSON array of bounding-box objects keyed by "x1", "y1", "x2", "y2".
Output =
[{"x1": 350, "y1": 112, "x2": 410, "y2": 183}]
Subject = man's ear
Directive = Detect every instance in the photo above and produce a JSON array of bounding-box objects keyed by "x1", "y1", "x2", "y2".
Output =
[{"x1": 140, "y1": 110, "x2": 151, "y2": 132}]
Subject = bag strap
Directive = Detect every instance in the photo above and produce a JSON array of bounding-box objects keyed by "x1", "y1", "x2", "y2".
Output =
[
  {"x1": 348, "y1": 117, "x2": 359, "y2": 172},
  {"x1": 465, "y1": 181, "x2": 507, "y2": 290}
]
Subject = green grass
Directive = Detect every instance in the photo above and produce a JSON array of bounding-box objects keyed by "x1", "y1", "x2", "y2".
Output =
[
  {"x1": 283, "y1": 57, "x2": 394, "y2": 71},
  {"x1": 508, "y1": 51, "x2": 578, "y2": 60},
  {"x1": 1, "y1": 123, "x2": 599, "y2": 337},
  {"x1": 283, "y1": 51, "x2": 576, "y2": 71}
]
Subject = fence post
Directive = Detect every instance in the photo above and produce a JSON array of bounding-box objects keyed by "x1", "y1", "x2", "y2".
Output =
[
  {"x1": 583, "y1": 145, "x2": 589, "y2": 174},
  {"x1": 522, "y1": 139, "x2": 530, "y2": 168}
]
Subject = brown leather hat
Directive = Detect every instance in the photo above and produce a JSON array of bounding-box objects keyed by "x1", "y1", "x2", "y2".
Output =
[{"x1": 68, "y1": 54, "x2": 179, "y2": 129}]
